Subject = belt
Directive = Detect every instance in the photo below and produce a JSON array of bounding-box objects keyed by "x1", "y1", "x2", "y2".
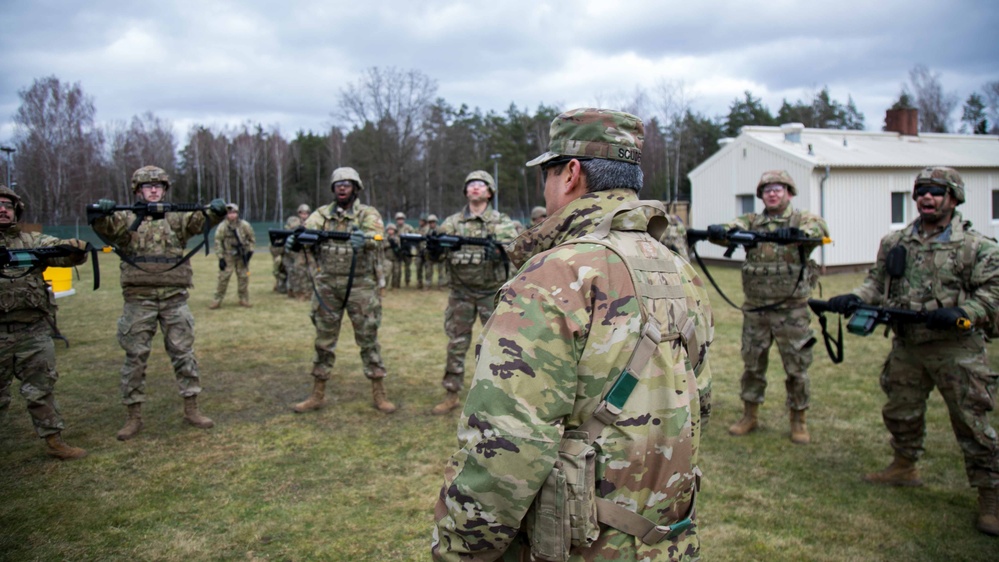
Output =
[
  {"x1": 132, "y1": 256, "x2": 182, "y2": 264},
  {"x1": 0, "y1": 322, "x2": 33, "y2": 333}
]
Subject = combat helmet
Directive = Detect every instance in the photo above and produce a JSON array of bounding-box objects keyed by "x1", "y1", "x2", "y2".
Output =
[
  {"x1": 427, "y1": 214, "x2": 438, "y2": 222},
  {"x1": 131, "y1": 165, "x2": 171, "y2": 192},
  {"x1": 394, "y1": 212, "x2": 407, "y2": 221},
  {"x1": 464, "y1": 170, "x2": 495, "y2": 197},
  {"x1": 0, "y1": 184, "x2": 25, "y2": 221},
  {"x1": 225, "y1": 203, "x2": 239, "y2": 213},
  {"x1": 531, "y1": 206, "x2": 547, "y2": 221},
  {"x1": 330, "y1": 167, "x2": 364, "y2": 192},
  {"x1": 297, "y1": 204, "x2": 311, "y2": 214},
  {"x1": 914, "y1": 166, "x2": 964, "y2": 204},
  {"x1": 756, "y1": 170, "x2": 797, "y2": 198}
]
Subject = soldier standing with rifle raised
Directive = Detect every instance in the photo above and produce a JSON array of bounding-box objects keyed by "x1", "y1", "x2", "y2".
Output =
[
  {"x1": 709, "y1": 170, "x2": 829, "y2": 444},
  {"x1": 287, "y1": 167, "x2": 397, "y2": 415},
  {"x1": 90, "y1": 165, "x2": 226, "y2": 441},
  {"x1": 429, "y1": 170, "x2": 519, "y2": 415},
  {"x1": 210, "y1": 203, "x2": 255, "y2": 309},
  {"x1": 0, "y1": 185, "x2": 89, "y2": 460},
  {"x1": 825, "y1": 166, "x2": 999, "y2": 536}
]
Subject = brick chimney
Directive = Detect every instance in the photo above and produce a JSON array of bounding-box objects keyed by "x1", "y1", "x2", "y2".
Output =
[{"x1": 885, "y1": 108, "x2": 918, "y2": 136}]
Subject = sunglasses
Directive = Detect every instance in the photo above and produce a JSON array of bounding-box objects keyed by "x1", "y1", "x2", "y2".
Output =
[{"x1": 913, "y1": 185, "x2": 948, "y2": 198}]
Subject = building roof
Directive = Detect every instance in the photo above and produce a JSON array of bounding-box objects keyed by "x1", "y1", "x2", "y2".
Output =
[{"x1": 726, "y1": 125, "x2": 999, "y2": 169}]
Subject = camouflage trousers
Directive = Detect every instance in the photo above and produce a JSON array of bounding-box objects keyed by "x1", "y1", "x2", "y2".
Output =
[
  {"x1": 422, "y1": 259, "x2": 446, "y2": 288},
  {"x1": 214, "y1": 256, "x2": 249, "y2": 302},
  {"x1": 880, "y1": 335, "x2": 999, "y2": 488},
  {"x1": 284, "y1": 251, "x2": 310, "y2": 298},
  {"x1": 0, "y1": 320, "x2": 65, "y2": 437},
  {"x1": 399, "y1": 256, "x2": 414, "y2": 287},
  {"x1": 117, "y1": 294, "x2": 202, "y2": 405},
  {"x1": 442, "y1": 288, "x2": 497, "y2": 391},
  {"x1": 739, "y1": 305, "x2": 816, "y2": 411},
  {"x1": 385, "y1": 258, "x2": 401, "y2": 289},
  {"x1": 310, "y1": 283, "x2": 385, "y2": 380},
  {"x1": 271, "y1": 246, "x2": 287, "y2": 293}
]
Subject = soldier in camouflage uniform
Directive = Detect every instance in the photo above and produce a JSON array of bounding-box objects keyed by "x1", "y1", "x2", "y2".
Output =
[
  {"x1": 209, "y1": 203, "x2": 255, "y2": 309},
  {"x1": 90, "y1": 166, "x2": 226, "y2": 440},
  {"x1": 0, "y1": 185, "x2": 88, "y2": 460},
  {"x1": 826, "y1": 166, "x2": 999, "y2": 537},
  {"x1": 288, "y1": 167, "x2": 396, "y2": 415},
  {"x1": 429, "y1": 170, "x2": 520, "y2": 415},
  {"x1": 433, "y1": 108, "x2": 714, "y2": 561},
  {"x1": 530, "y1": 205, "x2": 547, "y2": 225},
  {"x1": 708, "y1": 170, "x2": 829, "y2": 444},
  {"x1": 660, "y1": 211, "x2": 690, "y2": 260},
  {"x1": 423, "y1": 214, "x2": 447, "y2": 288},
  {"x1": 383, "y1": 223, "x2": 402, "y2": 289},
  {"x1": 393, "y1": 212, "x2": 417, "y2": 288},
  {"x1": 283, "y1": 204, "x2": 312, "y2": 300}
]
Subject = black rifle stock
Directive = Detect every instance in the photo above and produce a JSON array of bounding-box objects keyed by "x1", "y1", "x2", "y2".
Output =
[
  {"x1": 686, "y1": 228, "x2": 831, "y2": 258},
  {"x1": 272, "y1": 228, "x2": 383, "y2": 251},
  {"x1": 807, "y1": 298, "x2": 972, "y2": 336},
  {"x1": 86, "y1": 202, "x2": 208, "y2": 231}
]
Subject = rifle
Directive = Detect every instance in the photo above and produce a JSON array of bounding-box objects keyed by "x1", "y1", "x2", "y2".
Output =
[
  {"x1": 399, "y1": 232, "x2": 506, "y2": 260},
  {"x1": 229, "y1": 225, "x2": 250, "y2": 268},
  {"x1": 807, "y1": 298, "x2": 972, "y2": 364},
  {"x1": 269, "y1": 228, "x2": 383, "y2": 251},
  {"x1": 687, "y1": 228, "x2": 831, "y2": 258},
  {"x1": 685, "y1": 227, "x2": 832, "y2": 310},
  {"x1": 1, "y1": 243, "x2": 101, "y2": 290},
  {"x1": 86, "y1": 201, "x2": 210, "y2": 232}
]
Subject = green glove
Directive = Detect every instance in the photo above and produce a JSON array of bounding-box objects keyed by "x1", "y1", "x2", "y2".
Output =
[
  {"x1": 209, "y1": 198, "x2": 227, "y2": 216},
  {"x1": 97, "y1": 199, "x2": 117, "y2": 214}
]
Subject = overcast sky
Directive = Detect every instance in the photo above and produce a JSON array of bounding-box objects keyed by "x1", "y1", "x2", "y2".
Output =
[{"x1": 1, "y1": 0, "x2": 997, "y2": 145}]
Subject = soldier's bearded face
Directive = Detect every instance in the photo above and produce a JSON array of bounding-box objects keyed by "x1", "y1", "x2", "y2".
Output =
[
  {"x1": 334, "y1": 181, "x2": 355, "y2": 206},
  {"x1": 0, "y1": 197, "x2": 14, "y2": 226},
  {"x1": 916, "y1": 188, "x2": 956, "y2": 225}
]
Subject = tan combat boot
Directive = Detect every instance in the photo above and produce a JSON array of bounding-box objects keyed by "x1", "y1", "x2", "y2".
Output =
[
  {"x1": 208, "y1": 300, "x2": 221, "y2": 309},
  {"x1": 863, "y1": 454, "x2": 923, "y2": 486},
  {"x1": 45, "y1": 433, "x2": 87, "y2": 460},
  {"x1": 239, "y1": 300, "x2": 252, "y2": 308},
  {"x1": 116, "y1": 403, "x2": 144, "y2": 441},
  {"x1": 293, "y1": 380, "x2": 326, "y2": 413},
  {"x1": 371, "y1": 379, "x2": 398, "y2": 414},
  {"x1": 431, "y1": 391, "x2": 461, "y2": 415},
  {"x1": 728, "y1": 402, "x2": 759, "y2": 436},
  {"x1": 183, "y1": 396, "x2": 215, "y2": 429},
  {"x1": 977, "y1": 487, "x2": 999, "y2": 536},
  {"x1": 790, "y1": 410, "x2": 811, "y2": 445}
]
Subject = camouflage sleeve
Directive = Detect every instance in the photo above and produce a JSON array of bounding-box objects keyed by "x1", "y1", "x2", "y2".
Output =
[
  {"x1": 213, "y1": 226, "x2": 225, "y2": 255},
  {"x1": 32, "y1": 233, "x2": 88, "y2": 267},
  {"x1": 493, "y1": 213, "x2": 520, "y2": 244},
  {"x1": 90, "y1": 211, "x2": 134, "y2": 247},
  {"x1": 303, "y1": 210, "x2": 324, "y2": 230},
  {"x1": 434, "y1": 246, "x2": 613, "y2": 560},
  {"x1": 853, "y1": 236, "x2": 891, "y2": 305},
  {"x1": 243, "y1": 222, "x2": 256, "y2": 247},
  {"x1": 798, "y1": 212, "x2": 830, "y2": 253},
  {"x1": 359, "y1": 208, "x2": 384, "y2": 252},
  {"x1": 437, "y1": 214, "x2": 457, "y2": 236},
  {"x1": 961, "y1": 237, "x2": 999, "y2": 326},
  {"x1": 179, "y1": 209, "x2": 221, "y2": 243}
]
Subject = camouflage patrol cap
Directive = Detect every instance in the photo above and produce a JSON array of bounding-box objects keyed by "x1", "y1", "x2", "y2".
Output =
[
  {"x1": 914, "y1": 166, "x2": 964, "y2": 204},
  {"x1": 530, "y1": 206, "x2": 547, "y2": 221},
  {"x1": 0, "y1": 184, "x2": 25, "y2": 221},
  {"x1": 394, "y1": 212, "x2": 407, "y2": 220},
  {"x1": 526, "y1": 107, "x2": 644, "y2": 167},
  {"x1": 225, "y1": 203, "x2": 239, "y2": 213},
  {"x1": 427, "y1": 214, "x2": 438, "y2": 222},
  {"x1": 131, "y1": 165, "x2": 171, "y2": 192},
  {"x1": 756, "y1": 170, "x2": 797, "y2": 198},
  {"x1": 331, "y1": 167, "x2": 364, "y2": 192},
  {"x1": 297, "y1": 204, "x2": 311, "y2": 214}
]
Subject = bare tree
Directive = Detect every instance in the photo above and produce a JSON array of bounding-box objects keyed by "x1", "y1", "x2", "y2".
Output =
[
  {"x1": 983, "y1": 81, "x2": 999, "y2": 135},
  {"x1": 12, "y1": 76, "x2": 104, "y2": 224},
  {"x1": 906, "y1": 65, "x2": 959, "y2": 133}
]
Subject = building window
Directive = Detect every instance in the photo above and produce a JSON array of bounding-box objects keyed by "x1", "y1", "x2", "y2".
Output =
[
  {"x1": 891, "y1": 192, "x2": 907, "y2": 225},
  {"x1": 737, "y1": 195, "x2": 754, "y2": 215},
  {"x1": 993, "y1": 190, "x2": 999, "y2": 220}
]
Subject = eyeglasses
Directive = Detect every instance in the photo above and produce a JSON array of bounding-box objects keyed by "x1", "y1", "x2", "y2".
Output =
[
  {"x1": 466, "y1": 180, "x2": 488, "y2": 188},
  {"x1": 0, "y1": 201, "x2": 14, "y2": 210},
  {"x1": 914, "y1": 185, "x2": 948, "y2": 198},
  {"x1": 761, "y1": 185, "x2": 786, "y2": 195},
  {"x1": 333, "y1": 181, "x2": 354, "y2": 189},
  {"x1": 140, "y1": 183, "x2": 165, "y2": 190}
]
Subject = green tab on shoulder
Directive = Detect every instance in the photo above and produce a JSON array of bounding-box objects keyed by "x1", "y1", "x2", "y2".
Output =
[{"x1": 606, "y1": 370, "x2": 639, "y2": 410}]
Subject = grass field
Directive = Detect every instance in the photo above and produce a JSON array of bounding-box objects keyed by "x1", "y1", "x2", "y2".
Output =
[{"x1": 1, "y1": 249, "x2": 997, "y2": 561}]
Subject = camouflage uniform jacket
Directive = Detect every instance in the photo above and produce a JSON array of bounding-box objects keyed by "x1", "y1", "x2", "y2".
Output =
[
  {"x1": 92, "y1": 208, "x2": 222, "y2": 298},
  {"x1": 284, "y1": 215, "x2": 303, "y2": 230},
  {"x1": 853, "y1": 211, "x2": 999, "y2": 344},
  {"x1": 433, "y1": 189, "x2": 714, "y2": 561},
  {"x1": 723, "y1": 205, "x2": 829, "y2": 308},
  {"x1": 304, "y1": 199, "x2": 384, "y2": 289},
  {"x1": 1, "y1": 225, "x2": 87, "y2": 323},
  {"x1": 437, "y1": 206, "x2": 519, "y2": 294},
  {"x1": 214, "y1": 219, "x2": 256, "y2": 260},
  {"x1": 659, "y1": 214, "x2": 689, "y2": 259}
]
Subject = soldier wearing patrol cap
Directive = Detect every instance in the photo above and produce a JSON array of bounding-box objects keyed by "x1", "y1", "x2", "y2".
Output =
[
  {"x1": 210, "y1": 203, "x2": 255, "y2": 309},
  {"x1": 826, "y1": 166, "x2": 999, "y2": 536},
  {"x1": 429, "y1": 170, "x2": 520, "y2": 415},
  {"x1": 707, "y1": 169, "x2": 829, "y2": 445},
  {"x1": 433, "y1": 108, "x2": 714, "y2": 560}
]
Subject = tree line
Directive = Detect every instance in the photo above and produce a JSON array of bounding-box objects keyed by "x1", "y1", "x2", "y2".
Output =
[{"x1": 5, "y1": 66, "x2": 997, "y2": 225}]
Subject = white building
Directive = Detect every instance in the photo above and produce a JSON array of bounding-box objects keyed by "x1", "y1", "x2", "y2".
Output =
[{"x1": 688, "y1": 119, "x2": 999, "y2": 269}]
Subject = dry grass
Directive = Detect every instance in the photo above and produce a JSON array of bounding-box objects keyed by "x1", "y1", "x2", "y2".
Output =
[{"x1": 0, "y1": 250, "x2": 996, "y2": 561}]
